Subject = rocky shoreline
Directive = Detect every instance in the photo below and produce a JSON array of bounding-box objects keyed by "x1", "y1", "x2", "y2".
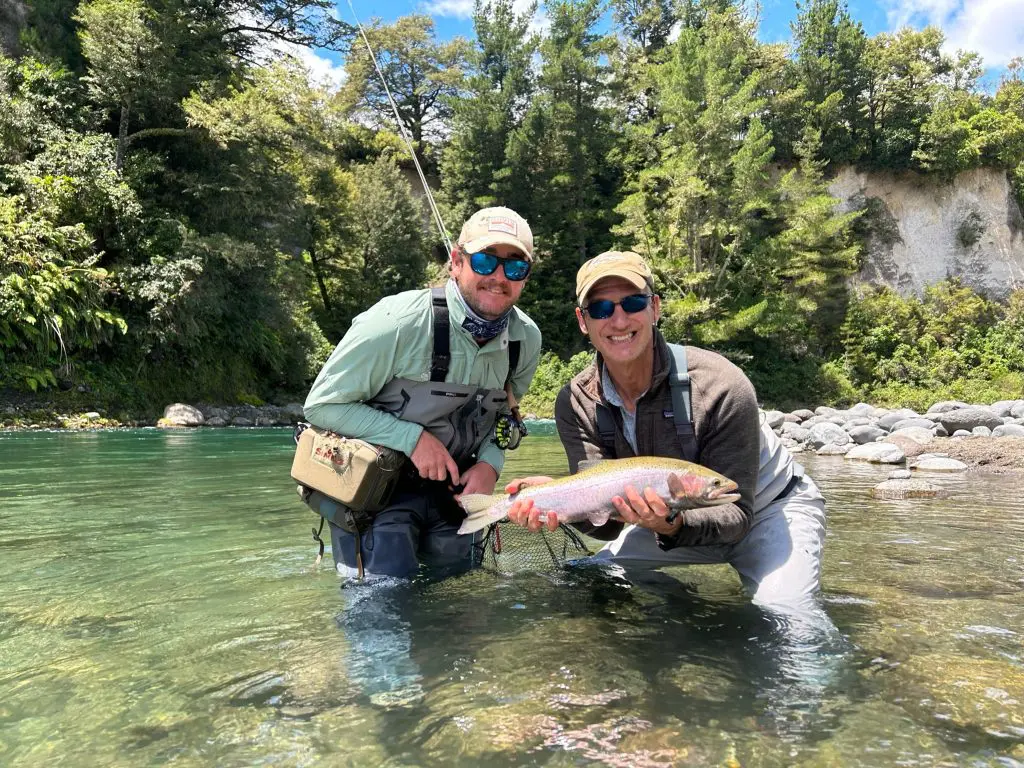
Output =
[
  {"x1": 4, "y1": 397, "x2": 1024, "y2": 475},
  {"x1": 765, "y1": 400, "x2": 1024, "y2": 496}
]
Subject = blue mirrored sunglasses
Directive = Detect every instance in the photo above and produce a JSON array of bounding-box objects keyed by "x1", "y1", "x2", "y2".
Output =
[
  {"x1": 468, "y1": 251, "x2": 532, "y2": 281},
  {"x1": 582, "y1": 293, "x2": 652, "y2": 320}
]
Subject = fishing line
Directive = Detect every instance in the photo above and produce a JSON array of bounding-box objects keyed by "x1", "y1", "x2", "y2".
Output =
[{"x1": 344, "y1": 0, "x2": 453, "y2": 255}]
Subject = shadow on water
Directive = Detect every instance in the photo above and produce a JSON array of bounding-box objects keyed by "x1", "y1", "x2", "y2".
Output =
[{"x1": 331, "y1": 562, "x2": 867, "y2": 766}]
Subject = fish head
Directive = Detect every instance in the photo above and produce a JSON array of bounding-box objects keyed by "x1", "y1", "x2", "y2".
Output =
[{"x1": 667, "y1": 467, "x2": 741, "y2": 507}]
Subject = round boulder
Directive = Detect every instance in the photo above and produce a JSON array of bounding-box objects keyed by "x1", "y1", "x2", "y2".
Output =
[
  {"x1": 161, "y1": 403, "x2": 204, "y2": 427},
  {"x1": 925, "y1": 400, "x2": 971, "y2": 415},
  {"x1": 848, "y1": 424, "x2": 886, "y2": 444},
  {"x1": 845, "y1": 443, "x2": 906, "y2": 464},
  {"x1": 935, "y1": 407, "x2": 1003, "y2": 433},
  {"x1": 992, "y1": 424, "x2": 1024, "y2": 438}
]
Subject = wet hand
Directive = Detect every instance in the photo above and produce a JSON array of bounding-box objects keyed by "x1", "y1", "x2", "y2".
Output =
[
  {"x1": 611, "y1": 485, "x2": 683, "y2": 536},
  {"x1": 410, "y1": 430, "x2": 460, "y2": 485},
  {"x1": 504, "y1": 476, "x2": 558, "y2": 532},
  {"x1": 458, "y1": 462, "x2": 499, "y2": 497}
]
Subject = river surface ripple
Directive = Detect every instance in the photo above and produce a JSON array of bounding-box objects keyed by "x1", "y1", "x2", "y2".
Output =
[{"x1": 0, "y1": 427, "x2": 1022, "y2": 767}]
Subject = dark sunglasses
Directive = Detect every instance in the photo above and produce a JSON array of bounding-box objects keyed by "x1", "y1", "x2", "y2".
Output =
[
  {"x1": 467, "y1": 250, "x2": 532, "y2": 281},
  {"x1": 582, "y1": 293, "x2": 653, "y2": 320}
]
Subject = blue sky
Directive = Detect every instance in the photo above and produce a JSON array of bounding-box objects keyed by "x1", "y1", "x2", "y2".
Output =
[{"x1": 296, "y1": 0, "x2": 1023, "y2": 90}]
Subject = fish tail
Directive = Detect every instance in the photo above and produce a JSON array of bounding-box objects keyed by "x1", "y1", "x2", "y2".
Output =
[{"x1": 457, "y1": 493, "x2": 506, "y2": 534}]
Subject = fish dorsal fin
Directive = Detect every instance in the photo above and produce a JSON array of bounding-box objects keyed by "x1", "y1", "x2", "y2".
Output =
[{"x1": 578, "y1": 459, "x2": 608, "y2": 472}]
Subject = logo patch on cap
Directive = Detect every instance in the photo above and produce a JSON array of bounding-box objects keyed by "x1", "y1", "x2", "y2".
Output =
[{"x1": 487, "y1": 216, "x2": 518, "y2": 236}]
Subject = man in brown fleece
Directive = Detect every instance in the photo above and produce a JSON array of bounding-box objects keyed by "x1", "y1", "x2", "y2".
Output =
[{"x1": 508, "y1": 251, "x2": 827, "y2": 608}]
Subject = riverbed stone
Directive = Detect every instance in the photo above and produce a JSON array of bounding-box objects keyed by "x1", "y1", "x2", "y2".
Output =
[
  {"x1": 887, "y1": 426, "x2": 934, "y2": 445},
  {"x1": 925, "y1": 400, "x2": 971, "y2": 414},
  {"x1": 780, "y1": 421, "x2": 808, "y2": 436},
  {"x1": 871, "y1": 478, "x2": 947, "y2": 499},
  {"x1": 888, "y1": 469, "x2": 912, "y2": 479},
  {"x1": 845, "y1": 443, "x2": 906, "y2": 463},
  {"x1": 1013, "y1": 402, "x2": 1024, "y2": 418},
  {"x1": 972, "y1": 425, "x2": 992, "y2": 437},
  {"x1": 951, "y1": 429, "x2": 972, "y2": 438},
  {"x1": 842, "y1": 417, "x2": 873, "y2": 429},
  {"x1": 161, "y1": 403, "x2": 204, "y2": 427},
  {"x1": 814, "y1": 406, "x2": 837, "y2": 416},
  {"x1": 790, "y1": 409, "x2": 815, "y2": 421},
  {"x1": 991, "y1": 400, "x2": 1020, "y2": 417},
  {"x1": 898, "y1": 653, "x2": 1024, "y2": 734},
  {"x1": 847, "y1": 402, "x2": 876, "y2": 416},
  {"x1": 817, "y1": 443, "x2": 852, "y2": 456},
  {"x1": 231, "y1": 416, "x2": 254, "y2": 426},
  {"x1": 206, "y1": 416, "x2": 228, "y2": 427},
  {"x1": 910, "y1": 456, "x2": 968, "y2": 472},
  {"x1": 877, "y1": 409, "x2": 919, "y2": 430},
  {"x1": 882, "y1": 433, "x2": 930, "y2": 459},
  {"x1": 935, "y1": 406, "x2": 1004, "y2": 433},
  {"x1": 993, "y1": 424, "x2": 1024, "y2": 438},
  {"x1": 848, "y1": 424, "x2": 886, "y2": 444},
  {"x1": 808, "y1": 422, "x2": 851, "y2": 448},
  {"x1": 891, "y1": 417, "x2": 938, "y2": 432},
  {"x1": 762, "y1": 410, "x2": 785, "y2": 429}
]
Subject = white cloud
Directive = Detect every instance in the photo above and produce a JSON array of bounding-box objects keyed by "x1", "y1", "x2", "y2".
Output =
[
  {"x1": 883, "y1": 0, "x2": 1024, "y2": 68},
  {"x1": 292, "y1": 47, "x2": 349, "y2": 91},
  {"x1": 423, "y1": 0, "x2": 475, "y2": 17},
  {"x1": 421, "y1": 0, "x2": 550, "y2": 36},
  {"x1": 252, "y1": 39, "x2": 348, "y2": 91}
]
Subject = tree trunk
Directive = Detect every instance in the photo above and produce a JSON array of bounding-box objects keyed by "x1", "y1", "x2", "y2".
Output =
[
  {"x1": 308, "y1": 245, "x2": 332, "y2": 314},
  {"x1": 116, "y1": 100, "x2": 130, "y2": 171}
]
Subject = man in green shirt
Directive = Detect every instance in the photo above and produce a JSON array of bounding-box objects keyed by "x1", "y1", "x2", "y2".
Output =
[{"x1": 303, "y1": 207, "x2": 542, "y2": 580}]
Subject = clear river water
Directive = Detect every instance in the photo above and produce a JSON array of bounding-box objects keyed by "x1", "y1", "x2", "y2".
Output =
[{"x1": 1, "y1": 425, "x2": 1022, "y2": 767}]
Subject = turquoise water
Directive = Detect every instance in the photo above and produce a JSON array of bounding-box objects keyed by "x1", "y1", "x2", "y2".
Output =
[{"x1": 1, "y1": 426, "x2": 1022, "y2": 766}]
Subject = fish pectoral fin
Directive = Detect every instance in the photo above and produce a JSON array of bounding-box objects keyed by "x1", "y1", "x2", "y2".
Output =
[
  {"x1": 456, "y1": 493, "x2": 505, "y2": 535},
  {"x1": 588, "y1": 509, "x2": 612, "y2": 527},
  {"x1": 577, "y1": 458, "x2": 609, "y2": 472},
  {"x1": 667, "y1": 472, "x2": 686, "y2": 499}
]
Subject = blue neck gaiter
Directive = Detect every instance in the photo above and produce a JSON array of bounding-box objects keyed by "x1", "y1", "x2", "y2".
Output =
[{"x1": 451, "y1": 280, "x2": 512, "y2": 340}]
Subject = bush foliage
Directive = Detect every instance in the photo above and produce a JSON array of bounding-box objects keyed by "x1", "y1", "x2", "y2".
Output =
[{"x1": 3, "y1": 0, "x2": 1024, "y2": 417}]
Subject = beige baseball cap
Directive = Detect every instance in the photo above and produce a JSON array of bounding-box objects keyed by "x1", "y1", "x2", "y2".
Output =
[
  {"x1": 576, "y1": 251, "x2": 654, "y2": 304},
  {"x1": 458, "y1": 207, "x2": 533, "y2": 259}
]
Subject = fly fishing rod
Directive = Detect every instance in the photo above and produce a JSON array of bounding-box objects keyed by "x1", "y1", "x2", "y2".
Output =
[{"x1": 344, "y1": 0, "x2": 453, "y2": 255}]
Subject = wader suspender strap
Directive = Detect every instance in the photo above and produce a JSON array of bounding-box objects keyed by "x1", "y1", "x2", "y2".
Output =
[
  {"x1": 594, "y1": 344, "x2": 697, "y2": 461},
  {"x1": 668, "y1": 344, "x2": 698, "y2": 462},
  {"x1": 429, "y1": 286, "x2": 522, "y2": 386},
  {"x1": 430, "y1": 287, "x2": 451, "y2": 382}
]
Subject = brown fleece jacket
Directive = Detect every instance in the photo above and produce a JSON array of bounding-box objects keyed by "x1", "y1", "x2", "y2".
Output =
[{"x1": 554, "y1": 329, "x2": 760, "y2": 548}]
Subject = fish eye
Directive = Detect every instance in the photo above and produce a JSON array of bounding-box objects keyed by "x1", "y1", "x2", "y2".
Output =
[{"x1": 712, "y1": 479, "x2": 721, "y2": 486}]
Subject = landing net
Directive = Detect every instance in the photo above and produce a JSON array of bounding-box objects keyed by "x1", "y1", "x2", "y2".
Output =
[{"x1": 474, "y1": 521, "x2": 592, "y2": 573}]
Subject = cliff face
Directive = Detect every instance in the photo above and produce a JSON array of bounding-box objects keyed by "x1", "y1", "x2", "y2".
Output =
[
  {"x1": 829, "y1": 167, "x2": 1024, "y2": 299},
  {"x1": 0, "y1": 0, "x2": 27, "y2": 58}
]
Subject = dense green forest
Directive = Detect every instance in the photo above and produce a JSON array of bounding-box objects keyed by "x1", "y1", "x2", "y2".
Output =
[{"x1": 2, "y1": 0, "x2": 1024, "y2": 417}]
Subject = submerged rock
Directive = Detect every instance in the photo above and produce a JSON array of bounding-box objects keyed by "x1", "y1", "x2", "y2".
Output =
[
  {"x1": 910, "y1": 456, "x2": 968, "y2": 472},
  {"x1": 871, "y1": 479, "x2": 948, "y2": 499}
]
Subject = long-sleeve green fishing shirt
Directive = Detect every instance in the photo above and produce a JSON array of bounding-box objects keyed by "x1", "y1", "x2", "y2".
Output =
[{"x1": 303, "y1": 279, "x2": 542, "y2": 474}]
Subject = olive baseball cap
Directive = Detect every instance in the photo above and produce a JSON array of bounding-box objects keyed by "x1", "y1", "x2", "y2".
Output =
[
  {"x1": 575, "y1": 251, "x2": 654, "y2": 303},
  {"x1": 458, "y1": 207, "x2": 534, "y2": 259}
]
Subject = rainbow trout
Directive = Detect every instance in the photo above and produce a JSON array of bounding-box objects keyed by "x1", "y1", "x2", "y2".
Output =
[{"x1": 457, "y1": 457, "x2": 740, "y2": 535}]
